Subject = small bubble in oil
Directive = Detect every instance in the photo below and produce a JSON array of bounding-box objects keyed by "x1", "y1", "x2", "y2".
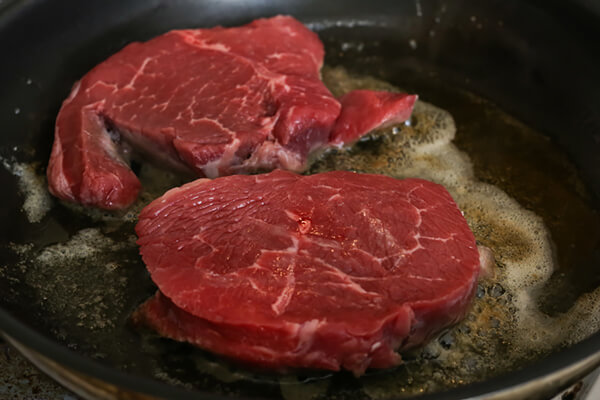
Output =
[
  {"x1": 438, "y1": 331, "x2": 454, "y2": 349},
  {"x1": 459, "y1": 324, "x2": 471, "y2": 334},
  {"x1": 422, "y1": 345, "x2": 441, "y2": 359},
  {"x1": 490, "y1": 317, "x2": 500, "y2": 328},
  {"x1": 476, "y1": 284, "x2": 485, "y2": 298},
  {"x1": 489, "y1": 283, "x2": 505, "y2": 298}
]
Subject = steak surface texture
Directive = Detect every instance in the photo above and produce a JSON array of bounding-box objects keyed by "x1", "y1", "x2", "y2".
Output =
[
  {"x1": 46, "y1": 15, "x2": 416, "y2": 209},
  {"x1": 330, "y1": 90, "x2": 416, "y2": 145},
  {"x1": 134, "y1": 170, "x2": 480, "y2": 375}
]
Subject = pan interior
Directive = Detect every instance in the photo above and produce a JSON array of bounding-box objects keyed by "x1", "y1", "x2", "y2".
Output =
[{"x1": 1, "y1": 1, "x2": 600, "y2": 399}]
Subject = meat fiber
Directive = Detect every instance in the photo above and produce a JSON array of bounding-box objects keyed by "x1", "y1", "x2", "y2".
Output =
[
  {"x1": 133, "y1": 170, "x2": 480, "y2": 375},
  {"x1": 46, "y1": 16, "x2": 416, "y2": 209},
  {"x1": 330, "y1": 90, "x2": 417, "y2": 145}
]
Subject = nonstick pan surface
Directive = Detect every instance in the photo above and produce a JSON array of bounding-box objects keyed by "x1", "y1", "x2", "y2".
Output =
[{"x1": 1, "y1": 0, "x2": 600, "y2": 399}]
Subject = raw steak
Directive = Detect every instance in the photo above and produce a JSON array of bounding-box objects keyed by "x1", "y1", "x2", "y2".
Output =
[
  {"x1": 46, "y1": 15, "x2": 417, "y2": 209},
  {"x1": 330, "y1": 90, "x2": 417, "y2": 145},
  {"x1": 134, "y1": 170, "x2": 480, "y2": 375}
]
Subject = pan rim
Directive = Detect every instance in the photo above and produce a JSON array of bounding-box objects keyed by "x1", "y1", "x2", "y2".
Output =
[{"x1": 1, "y1": 0, "x2": 600, "y2": 398}]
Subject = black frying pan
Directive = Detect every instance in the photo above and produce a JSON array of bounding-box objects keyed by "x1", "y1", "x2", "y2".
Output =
[{"x1": 1, "y1": 0, "x2": 600, "y2": 399}]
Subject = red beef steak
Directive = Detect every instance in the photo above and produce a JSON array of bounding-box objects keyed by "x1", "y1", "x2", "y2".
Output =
[
  {"x1": 134, "y1": 170, "x2": 480, "y2": 375},
  {"x1": 46, "y1": 15, "x2": 416, "y2": 209}
]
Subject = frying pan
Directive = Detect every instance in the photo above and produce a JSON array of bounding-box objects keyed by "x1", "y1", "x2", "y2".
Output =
[{"x1": 1, "y1": 0, "x2": 600, "y2": 399}]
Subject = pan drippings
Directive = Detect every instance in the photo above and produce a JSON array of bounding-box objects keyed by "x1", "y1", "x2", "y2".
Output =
[{"x1": 1, "y1": 66, "x2": 600, "y2": 399}]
